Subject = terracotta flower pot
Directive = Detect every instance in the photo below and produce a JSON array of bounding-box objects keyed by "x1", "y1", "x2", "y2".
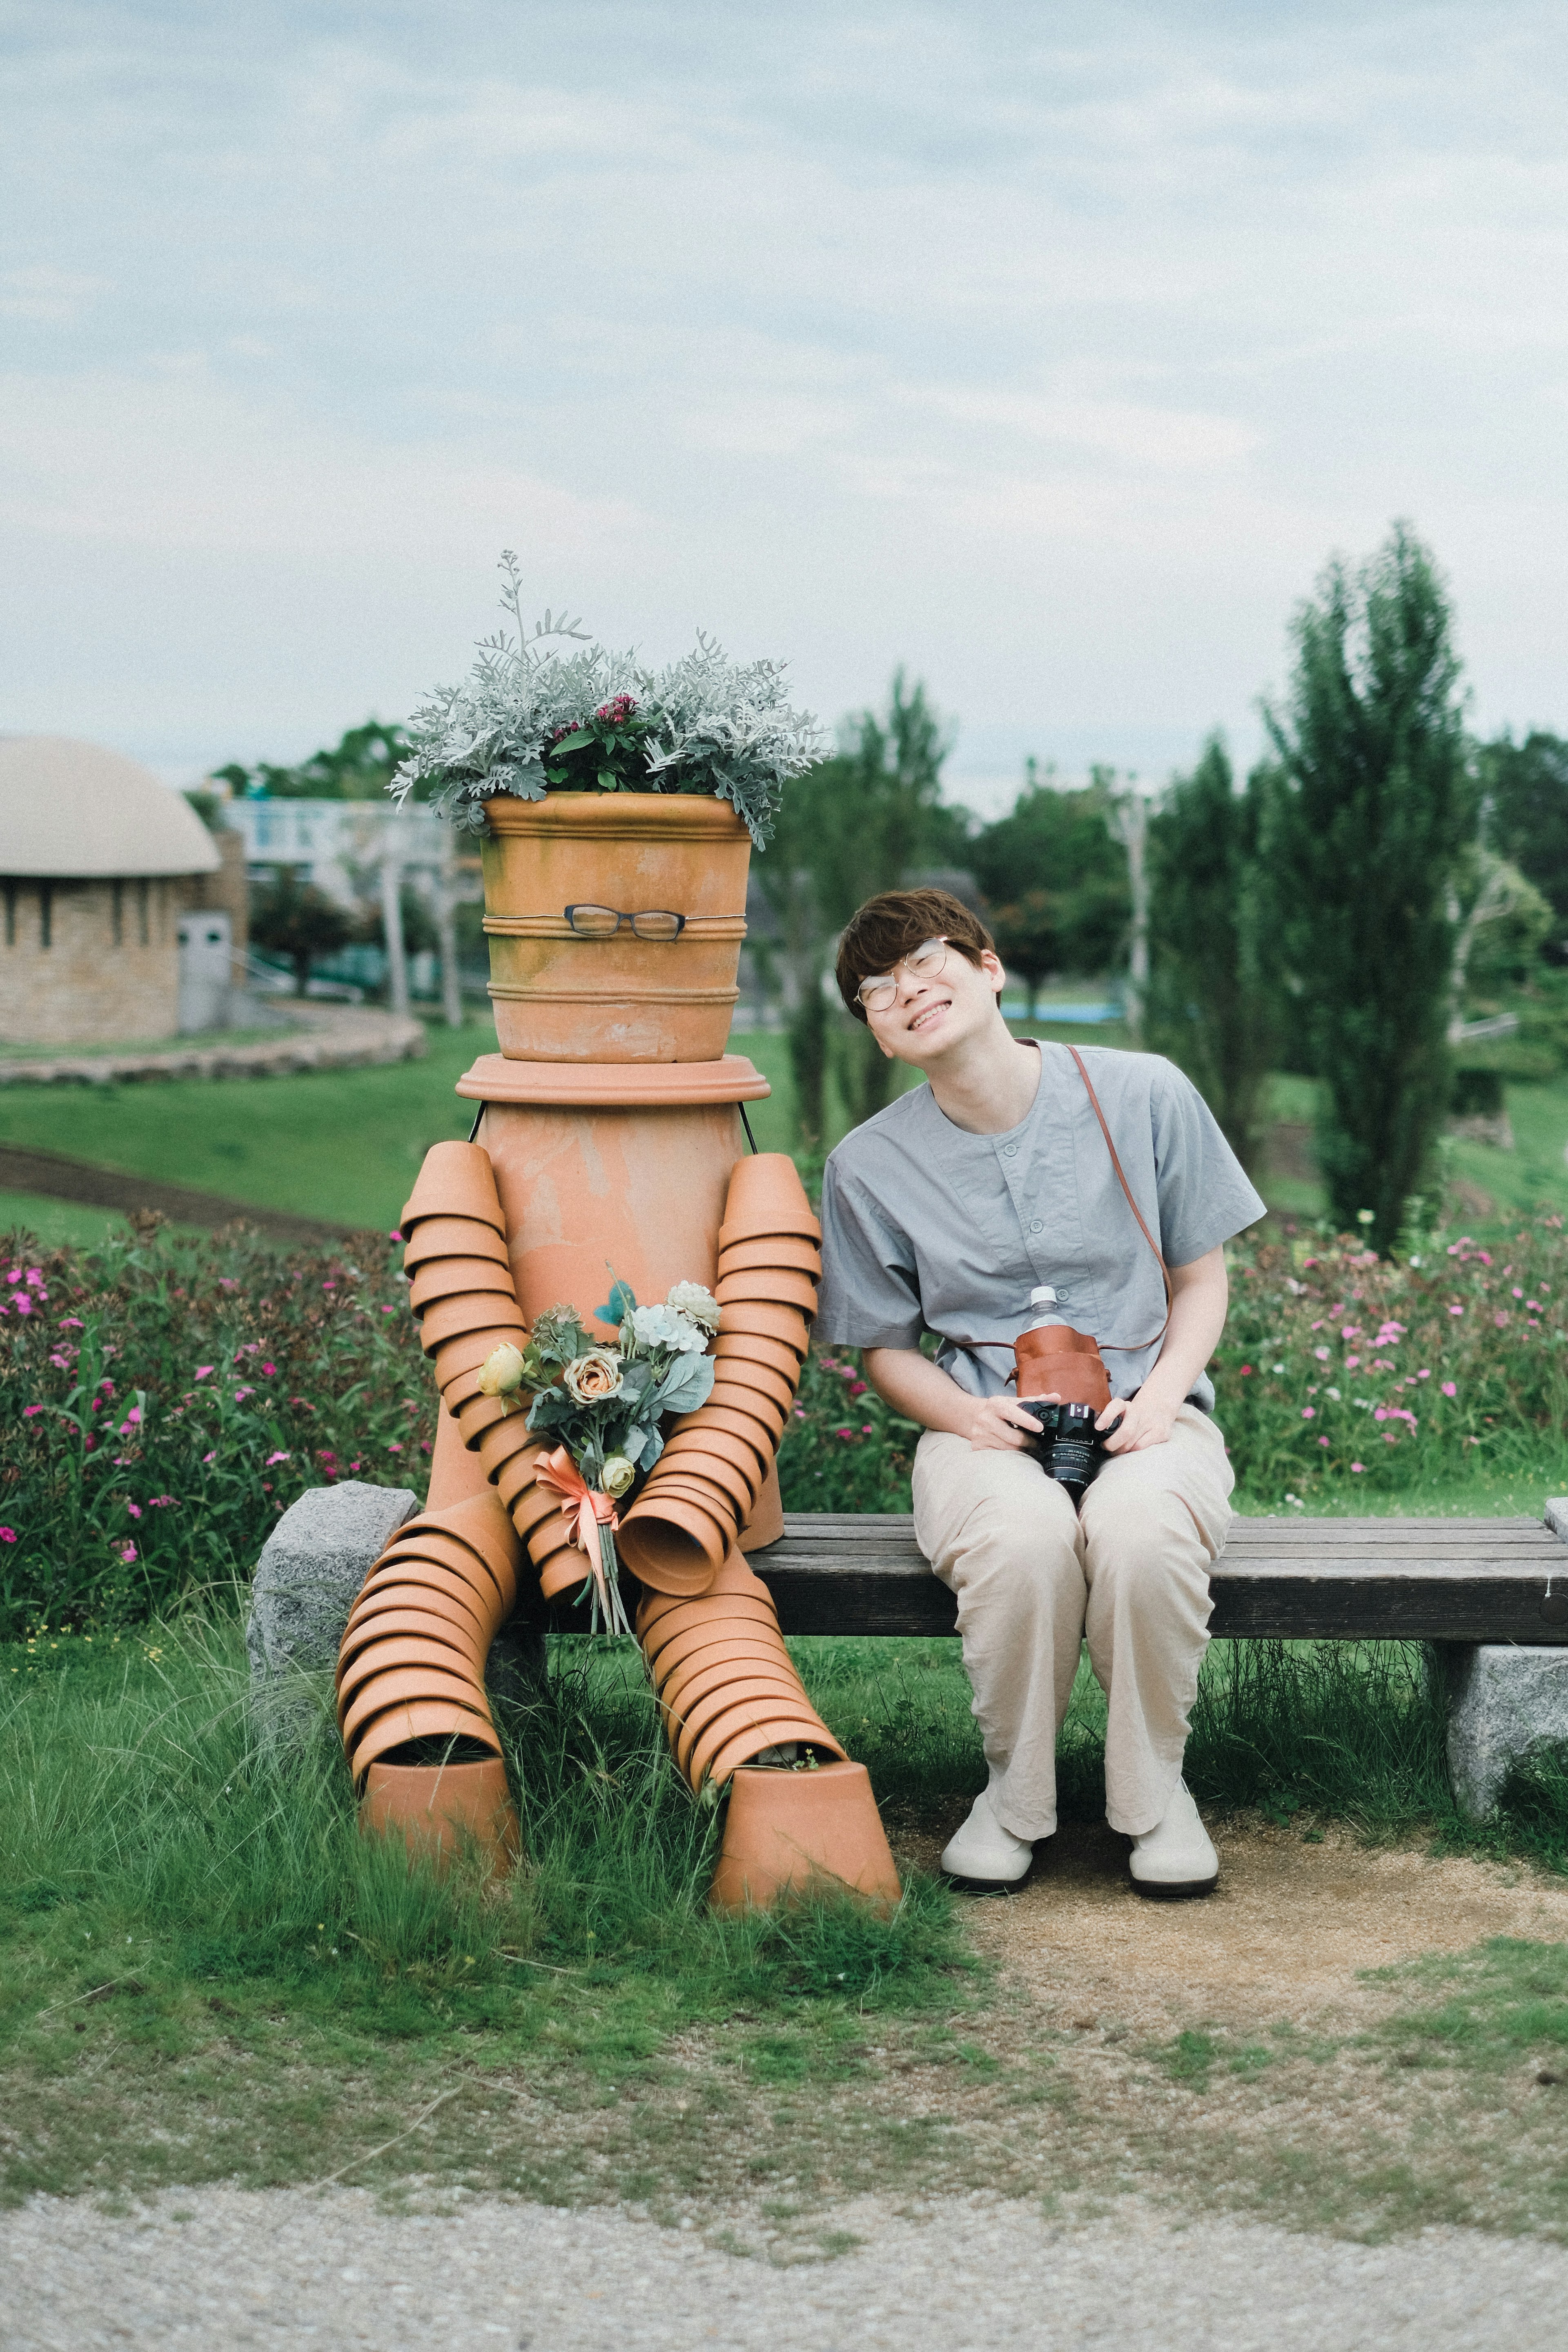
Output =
[
  {"x1": 341, "y1": 1663, "x2": 496, "y2": 1752},
  {"x1": 399, "y1": 1140, "x2": 508, "y2": 1236},
  {"x1": 688, "y1": 1696, "x2": 840, "y2": 1793},
  {"x1": 716, "y1": 1235, "x2": 823, "y2": 1276},
  {"x1": 637, "y1": 1578, "x2": 780, "y2": 1645},
  {"x1": 615, "y1": 1496, "x2": 730, "y2": 1594},
  {"x1": 361, "y1": 1756, "x2": 521, "y2": 1881},
  {"x1": 338, "y1": 1634, "x2": 489, "y2": 1724},
  {"x1": 720, "y1": 1152, "x2": 817, "y2": 1234},
  {"x1": 403, "y1": 1216, "x2": 513, "y2": 1270},
  {"x1": 655, "y1": 1437, "x2": 761, "y2": 1503},
  {"x1": 701, "y1": 1380, "x2": 789, "y2": 1437},
  {"x1": 716, "y1": 1300, "x2": 811, "y2": 1354},
  {"x1": 409, "y1": 1256, "x2": 521, "y2": 1316},
  {"x1": 710, "y1": 1761, "x2": 900, "y2": 1913},
  {"x1": 351, "y1": 1567, "x2": 492, "y2": 1637},
  {"x1": 671, "y1": 1676, "x2": 816, "y2": 1777},
  {"x1": 473, "y1": 1411, "x2": 540, "y2": 1476},
  {"x1": 659, "y1": 1664, "x2": 804, "y2": 1744},
  {"x1": 641, "y1": 1605, "x2": 785, "y2": 1677},
  {"x1": 375, "y1": 1532, "x2": 516, "y2": 1617},
  {"x1": 481, "y1": 793, "x2": 752, "y2": 1064},
  {"x1": 449, "y1": 1392, "x2": 523, "y2": 1446},
  {"x1": 715, "y1": 1267, "x2": 819, "y2": 1313},
  {"x1": 706, "y1": 1354, "x2": 798, "y2": 1415},
  {"x1": 418, "y1": 1292, "x2": 528, "y2": 1350},
  {"x1": 673, "y1": 1401, "x2": 778, "y2": 1468},
  {"x1": 339, "y1": 1607, "x2": 483, "y2": 1670},
  {"x1": 655, "y1": 1633, "x2": 801, "y2": 1708},
  {"x1": 433, "y1": 1327, "x2": 521, "y2": 1387},
  {"x1": 390, "y1": 1490, "x2": 520, "y2": 1577},
  {"x1": 350, "y1": 1701, "x2": 505, "y2": 1783},
  {"x1": 710, "y1": 1332, "x2": 806, "y2": 1387}
]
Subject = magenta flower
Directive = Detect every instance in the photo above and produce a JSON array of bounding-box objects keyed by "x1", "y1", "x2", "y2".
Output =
[
  {"x1": 1441, "y1": 1381, "x2": 1457, "y2": 1397},
  {"x1": 261, "y1": 1361, "x2": 276, "y2": 1376},
  {"x1": 196, "y1": 1365, "x2": 214, "y2": 1381},
  {"x1": 22, "y1": 1404, "x2": 44, "y2": 1418},
  {"x1": 203, "y1": 1451, "x2": 216, "y2": 1463},
  {"x1": 1301, "y1": 1406, "x2": 1316, "y2": 1419},
  {"x1": 125, "y1": 1502, "x2": 142, "y2": 1518},
  {"x1": 14, "y1": 1295, "x2": 33, "y2": 1316},
  {"x1": 264, "y1": 1449, "x2": 290, "y2": 1466},
  {"x1": 1317, "y1": 1436, "x2": 1330, "y2": 1448},
  {"x1": 0, "y1": 1527, "x2": 16, "y2": 1542},
  {"x1": 119, "y1": 1543, "x2": 137, "y2": 1563}
]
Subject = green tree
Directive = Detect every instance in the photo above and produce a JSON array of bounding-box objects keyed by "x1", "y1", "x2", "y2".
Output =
[
  {"x1": 969, "y1": 764, "x2": 1130, "y2": 1010},
  {"x1": 756, "y1": 672, "x2": 961, "y2": 1139},
  {"x1": 1477, "y1": 729, "x2": 1568, "y2": 963},
  {"x1": 1265, "y1": 524, "x2": 1475, "y2": 1251},
  {"x1": 249, "y1": 866, "x2": 354, "y2": 997},
  {"x1": 214, "y1": 719, "x2": 410, "y2": 802},
  {"x1": 1146, "y1": 735, "x2": 1277, "y2": 1179}
]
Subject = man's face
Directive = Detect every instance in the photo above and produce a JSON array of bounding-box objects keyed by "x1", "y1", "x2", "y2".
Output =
[{"x1": 863, "y1": 942, "x2": 1007, "y2": 1066}]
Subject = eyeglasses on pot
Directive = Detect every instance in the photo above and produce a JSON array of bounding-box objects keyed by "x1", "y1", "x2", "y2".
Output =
[{"x1": 564, "y1": 905, "x2": 687, "y2": 942}]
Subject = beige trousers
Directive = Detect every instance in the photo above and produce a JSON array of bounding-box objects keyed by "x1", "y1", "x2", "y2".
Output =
[{"x1": 911, "y1": 1405, "x2": 1234, "y2": 1840}]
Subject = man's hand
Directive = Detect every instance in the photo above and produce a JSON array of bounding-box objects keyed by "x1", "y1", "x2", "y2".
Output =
[
  {"x1": 969, "y1": 1393, "x2": 1048, "y2": 1452},
  {"x1": 1097, "y1": 1388, "x2": 1177, "y2": 1454}
]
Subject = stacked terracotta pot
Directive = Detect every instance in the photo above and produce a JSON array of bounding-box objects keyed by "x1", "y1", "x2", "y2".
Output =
[
  {"x1": 616, "y1": 1152, "x2": 819, "y2": 1597},
  {"x1": 636, "y1": 1548, "x2": 843, "y2": 1793},
  {"x1": 335, "y1": 1484, "x2": 520, "y2": 1791},
  {"x1": 397, "y1": 1140, "x2": 581, "y2": 1597}
]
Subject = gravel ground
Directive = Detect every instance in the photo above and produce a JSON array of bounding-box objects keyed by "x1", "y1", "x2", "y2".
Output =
[{"x1": 5, "y1": 2188, "x2": 1566, "y2": 2351}]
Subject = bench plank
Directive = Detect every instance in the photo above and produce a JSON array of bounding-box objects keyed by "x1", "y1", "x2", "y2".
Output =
[{"x1": 747, "y1": 1513, "x2": 1568, "y2": 1644}]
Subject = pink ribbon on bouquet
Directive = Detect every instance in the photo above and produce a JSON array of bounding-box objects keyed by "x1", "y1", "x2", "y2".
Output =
[{"x1": 535, "y1": 1445, "x2": 620, "y2": 1617}]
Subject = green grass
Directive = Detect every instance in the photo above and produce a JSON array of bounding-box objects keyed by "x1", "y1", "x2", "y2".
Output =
[
  {"x1": 0, "y1": 1193, "x2": 143, "y2": 1249},
  {"x1": 0, "y1": 1023, "x2": 300, "y2": 1061}
]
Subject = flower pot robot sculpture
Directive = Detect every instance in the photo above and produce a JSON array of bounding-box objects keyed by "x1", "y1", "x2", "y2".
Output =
[{"x1": 337, "y1": 793, "x2": 900, "y2": 1910}]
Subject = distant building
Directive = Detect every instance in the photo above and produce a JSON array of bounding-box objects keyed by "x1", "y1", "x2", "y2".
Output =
[{"x1": 0, "y1": 736, "x2": 245, "y2": 1046}]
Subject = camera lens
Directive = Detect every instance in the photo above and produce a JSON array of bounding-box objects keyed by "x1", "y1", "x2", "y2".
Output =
[{"x1": 1018, "y1": 1397, "x2": 1118, "y2": 1508}]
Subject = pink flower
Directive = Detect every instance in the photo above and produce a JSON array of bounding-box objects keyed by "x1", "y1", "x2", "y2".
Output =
[
  {"x1": 261, "y1": 1362, "x2": 276, "y2": 1376},
  {"x1": 22, "y1": 1404, "x2": 44, "y2": 1418},
  {"x1": 1317, "y1": 1436, "x2": 1330, "y2": 1448},
  {"x1": 218, "y1": 1277, "x2": 236, "y2": 1290},
  {"x1": 1341, "y1": 1325, "x2": 1361, "y2": 1341},
  {"x1": 1238, "y1": 1363, "x2": 1253, "y2": 1376},
  {"x1": 264, "y1": 1449, "x2": 290, "y2": 1466},
  {"x1": 1345, "y1": 1355, "x2": 1360, "y2": 1370},
  {"x1": 1526, "y1": 1299, "x2": 1542, "y2": 1312},
  {"x1": 119, "y1": 1543, "x2": 137, "y2": 1562},
  {"x1": 1513, "y1": 1287, "x2": 1524, "y2": 1299},
  {"x1": 1384, "y1": 1432, "x2": 1399, "y2": 1444},
  {"x1": 388, "y1": 1229, "x2": 403, "y2": 1242},
  {"x1": 1441, "y1": 1381, "x2": 1457, "y2": 1397},
  {"x1": 125, "y1": 1501, "x2": 142, "y2": 1518},
  {"x1": 1350, "y1": 1462, "x2": 1365, "y2": 1474},
  {"x1": 381, "y1": 1305, "x2": 396, "y2": 1315},
  {"x1": 58, "y1": 1316, "x2": 83, "y2": 1329},
  {"x1": 14, "y1": 1295, "x2": 32, "y2": 1316},
  {"x1": 1417, "y1": 1368, "x2": 1430, "y2": 1379},
  {"x1": 196, "y1": 1365, "x2": 214, "y2": 1381},
  {"x1": 1494, "y1": 1312, "x2": 1509, "y2": 1328},
  {"x1": 118, "y1": 1406, "x2": 142, "y2": 1430},
  {"x1": 1301, "y1": 1406, "x2": 1316, "y2": 1420},
  {"x1": 1448, "y1": 1306, "x2": 1463, "y2": 1317},
  {"x1": 203, "y1": 1451, "x2": 216, "y2": 1463},
  {"x1": 1314, "y1": 1346, "x2": 1330, "y2": 1361},
  {"x1": 0, "y1": 1527, "x2": 16, "y2": 1542},
  {"x1": 387, "y1": 1441, "x2": 403, "y2": 1452}
]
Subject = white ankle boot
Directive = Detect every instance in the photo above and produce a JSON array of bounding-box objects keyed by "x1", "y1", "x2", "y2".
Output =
[
  {"x1": 940, "y1": 1787, "x2": 1034, "y2": 1888},
  {"x1": 1128, "y1": 1780, "x2": 1218, "y2": 1898}
]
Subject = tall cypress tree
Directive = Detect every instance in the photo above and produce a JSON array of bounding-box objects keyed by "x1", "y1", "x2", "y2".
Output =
[
  {"x1": 1147, "y1": 735, "x2": 1276, "y2": 1180},
  {"x1": 1266, "y1": 525, "x2": 1474, "y2": 1250}
]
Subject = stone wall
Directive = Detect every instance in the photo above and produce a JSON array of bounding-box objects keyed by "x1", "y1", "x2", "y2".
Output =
[{"x1": 0, "y1": 875, "x2": 180, "y2": 1045}]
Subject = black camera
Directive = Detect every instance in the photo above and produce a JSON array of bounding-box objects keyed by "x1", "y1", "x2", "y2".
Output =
[{"x1": 1017, "y1": 1397, "x2": 1123, "y2": 1508}]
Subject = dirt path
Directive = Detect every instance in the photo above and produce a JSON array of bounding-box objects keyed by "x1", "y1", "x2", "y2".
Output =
[
  {"x1": 0, "y1": 1141, "x2": 354, "y2": 1243},
  {"x1": 940, "y1": 1813, "x2": 1568, "y2": 2037}
]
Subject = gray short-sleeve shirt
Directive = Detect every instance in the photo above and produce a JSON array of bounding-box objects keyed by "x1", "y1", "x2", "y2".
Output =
[{"x1": 816, "y1": 1042, "x2": 1266, "y2": 1408}]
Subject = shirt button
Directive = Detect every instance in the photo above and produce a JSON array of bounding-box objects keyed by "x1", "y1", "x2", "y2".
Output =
[
  {"x1": 1001, "y1": 1144, "x2": 1018, "y2": 1158},
  {"x1": 1027, "y1": 1218, "x2": 1043, "y2": 1234}
]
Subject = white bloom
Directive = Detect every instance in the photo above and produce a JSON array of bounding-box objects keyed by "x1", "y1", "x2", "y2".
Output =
[
  {"x1": 664, "y1": 1281, "x2": 719, "y2": 1334},
  {"x1": 628, "y1": 1303, "x2": 708, "y2": 1355},
  {"x1": 601, "y1": 1454, "x2": 637, "y2": 1499}
]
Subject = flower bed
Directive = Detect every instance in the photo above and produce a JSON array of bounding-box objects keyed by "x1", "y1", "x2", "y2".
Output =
[
  {"x1": 0, "y1": 1224, "x2": 430, "y2": 1636},
  {"x1": 1214, "y1": 1215, "x2": 1568, "y2": 1500}
]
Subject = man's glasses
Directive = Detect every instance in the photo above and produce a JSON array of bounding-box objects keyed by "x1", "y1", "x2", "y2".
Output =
[
  {"x1": 855, "y1": 936, "x2": 950, "y2": 1013},
  {"x1": 564, "y1": 905, "x2": 686, "y2": 942}
]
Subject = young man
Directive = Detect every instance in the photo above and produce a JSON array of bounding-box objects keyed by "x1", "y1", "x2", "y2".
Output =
[{"x1": 816, "y1": 889, "x2": 1265, "y2": 1894}]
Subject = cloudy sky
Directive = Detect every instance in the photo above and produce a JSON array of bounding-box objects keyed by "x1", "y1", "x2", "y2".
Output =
[{"x1": 3, "y1": 1, "x2": 1566, "y2": 815}]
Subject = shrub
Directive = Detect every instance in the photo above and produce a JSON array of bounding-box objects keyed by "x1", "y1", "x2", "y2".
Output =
[
  {"x1": 1214, "y1": 1214, "x2": 1568, "y2": 1501},
  {"x1": 0, "y1": 1223, "x2": 430, "y2": 1636}
]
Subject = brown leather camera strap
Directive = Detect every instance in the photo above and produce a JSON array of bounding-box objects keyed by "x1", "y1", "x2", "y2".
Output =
[{"x1": 1065, "y1": 1045, "x2": 1171, "y2": 1351}]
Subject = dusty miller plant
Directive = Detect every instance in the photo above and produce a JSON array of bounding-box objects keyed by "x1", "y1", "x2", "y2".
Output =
[{"x1": 390, "y1": 552, "x2": 824, "y2": 845}]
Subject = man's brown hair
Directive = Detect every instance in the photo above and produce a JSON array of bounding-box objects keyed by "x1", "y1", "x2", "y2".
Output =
[{"x1": 834, "y1": 888, "x2": 995, "y2": 1023}]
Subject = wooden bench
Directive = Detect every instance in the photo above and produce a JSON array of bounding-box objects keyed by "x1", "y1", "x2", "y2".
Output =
[{"x1": 747, "y1": 1510, "x2": 1568, "y2": 1645}]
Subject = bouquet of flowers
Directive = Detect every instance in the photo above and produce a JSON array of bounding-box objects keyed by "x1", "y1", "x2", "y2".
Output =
[
  {"x1": 388, "y1": 551, "x2": 824, "y2": 847},
  {"x1": 477, "y1": 1276, "x2": 720, "y2": 1636}
]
